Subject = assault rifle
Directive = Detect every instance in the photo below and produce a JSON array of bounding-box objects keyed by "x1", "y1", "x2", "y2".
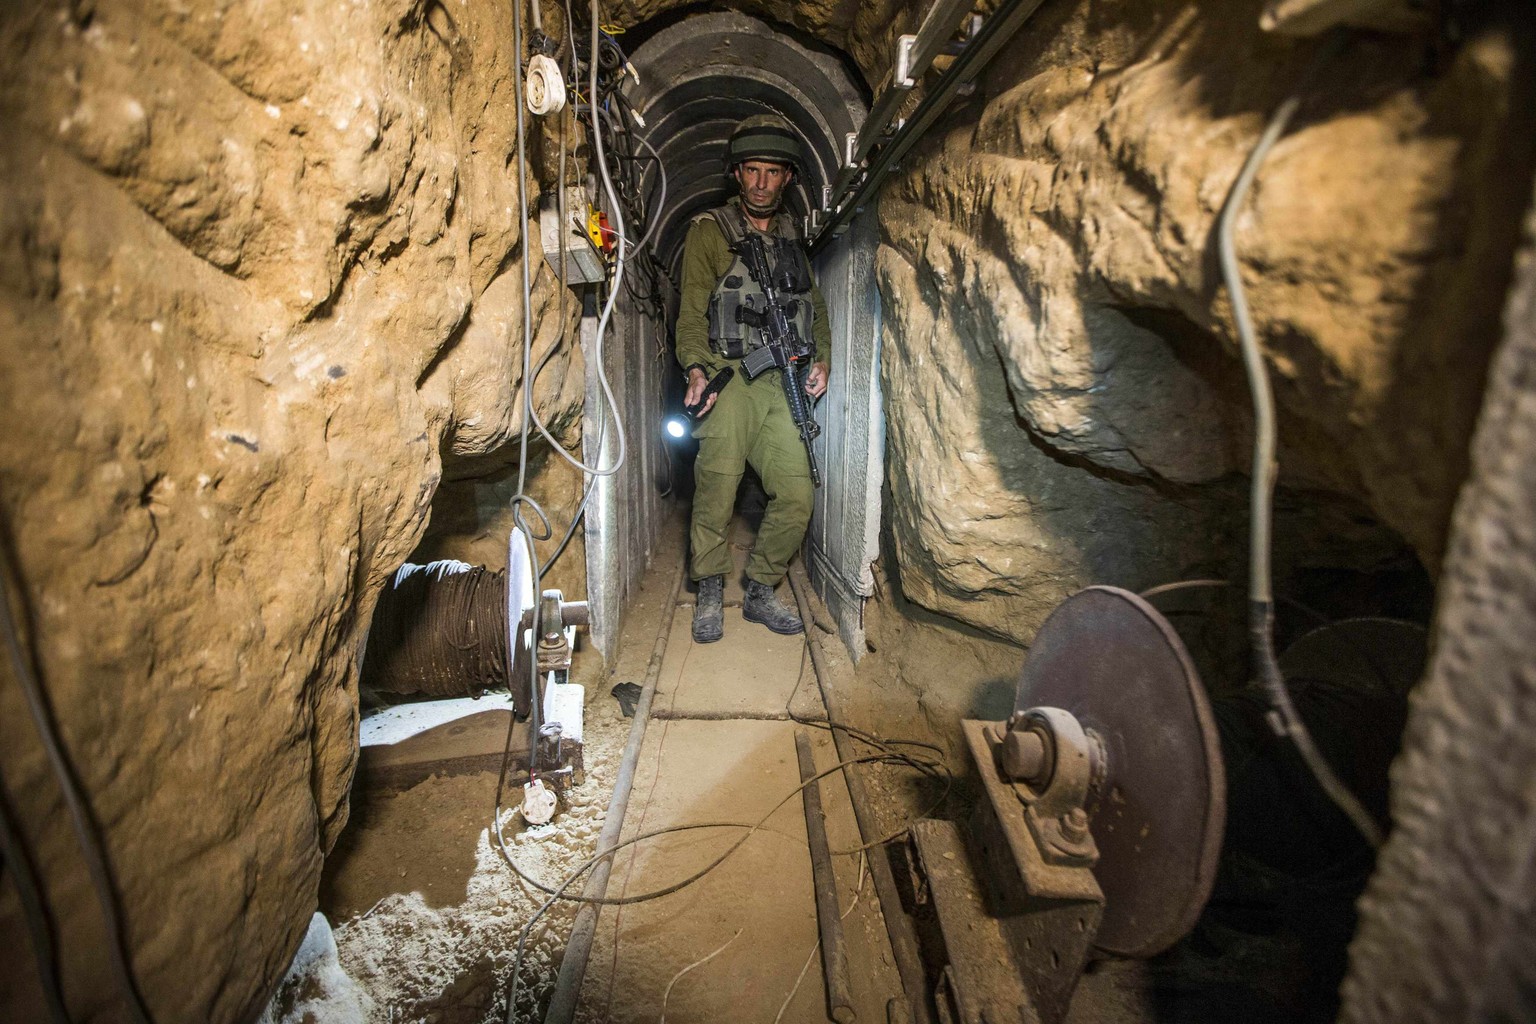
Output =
[{"x1": 734, "y1": 233, "x2": 823, "y2": 487}]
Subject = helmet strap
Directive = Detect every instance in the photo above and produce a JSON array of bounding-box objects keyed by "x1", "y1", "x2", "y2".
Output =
[
  {"x1": 737, "y1": 179, "x2": 781, "y2": 218},
  {"x1": 740, "y1": 193, "x2": 780, "y2": 218}
]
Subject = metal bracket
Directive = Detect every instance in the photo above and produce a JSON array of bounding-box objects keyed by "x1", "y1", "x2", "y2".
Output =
[
  {"x1": 1000, "y1": 708, "x2": 1098, "y2": 866},
  {"x1": 894, "y1": 34, "x2": 920, "y2": 89}
]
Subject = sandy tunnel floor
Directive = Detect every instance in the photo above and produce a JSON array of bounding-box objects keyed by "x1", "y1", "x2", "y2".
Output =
[
  {"x1": 265, "y1": 498, "x2": 1355, "y2": 1024},
  {"x1": 575, "y1": 515, "x2": 902, "y2": 1023},
  {"x1": 282, "y1": 511, "x2": 907, "y2": 1023}
]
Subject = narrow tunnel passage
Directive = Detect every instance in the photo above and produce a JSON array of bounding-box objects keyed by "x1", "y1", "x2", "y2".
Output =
[
  {"x1": 2, "y1": 2, "x2": 1536, "y2": 1024},
  {"x1": 579, "y1": 10, "x2": 874, "y2": 663}
]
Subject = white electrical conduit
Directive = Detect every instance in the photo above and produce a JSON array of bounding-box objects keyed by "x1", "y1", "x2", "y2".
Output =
[
  {"x1": 522, "y1": 0, "x2": 631, "y2": 479},
  {"x1": 1217, "y1": 55, "x2": 1383, "y2": 851}
]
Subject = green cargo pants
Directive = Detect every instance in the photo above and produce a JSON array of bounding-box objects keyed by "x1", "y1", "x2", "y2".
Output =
[{"x1": 689, "y1": 369, "x2": 814, "y2": 586}]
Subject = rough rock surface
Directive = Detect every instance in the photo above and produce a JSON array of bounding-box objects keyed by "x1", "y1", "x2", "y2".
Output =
[
  {"x1": 3, "y1": 0, "x2": 1535, "y2": 1019},
  {"x1": 0, "y1": 1, "x2": 583, "y2": 1020},
  {"x1": 414, "y1": 443, "x2": 591, "y2": 602},
  {"x1": 877, "y1": 1, "x2": 1535, "y2": 643},
  {"x1": 1338, "y1": 184, "x2": 1536, "y2": 1024}
]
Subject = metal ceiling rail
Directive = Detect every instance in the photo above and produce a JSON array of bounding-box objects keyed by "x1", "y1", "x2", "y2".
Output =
[
  {"x1": 841, "y1": 0, "x2": 977, "y2": 179},
  {"x1": 808, "y1": 0, "x2": 1049, "y2": 255}
]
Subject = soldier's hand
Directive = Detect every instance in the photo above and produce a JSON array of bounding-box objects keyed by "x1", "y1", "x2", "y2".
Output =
[
  {"x1": 805, "y1": 361, "x2": 829, "y2": 399},
  {"x1": 686, "y1": 368, "x2": 719, "y2": 415}
]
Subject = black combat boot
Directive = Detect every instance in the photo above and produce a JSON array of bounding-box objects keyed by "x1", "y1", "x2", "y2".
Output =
[
  {"x1": 692, "y1": 575, "x2": 725, "y2": 643},
  {"x1": 742, "y1": 579, "x2": 804, "y2": 635}
]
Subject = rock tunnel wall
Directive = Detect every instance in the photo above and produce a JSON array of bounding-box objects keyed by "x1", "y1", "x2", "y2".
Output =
[
  {"x1": 1338, "y1": 174, "x2": 1536, "y2": 1024},
  {"x1": 1, "y1": 0, "x2": 1534, "y2": 1021},
  {"x1": 0, "y1": 1, "x2": 586, "y2": 1019},
  {"x1": 876, "y1": 1, "x2": 1535, "y2": 644}
]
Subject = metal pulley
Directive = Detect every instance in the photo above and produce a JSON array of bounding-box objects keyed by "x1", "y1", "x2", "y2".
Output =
[
  {"x1": 506, "y1": 525, "x2": 537, "y2": 702},
  {"x1": 1004, "y1": 585, "x2": 1226, "y2": 958},
  {"x1": 909, "y1": 586, "x2": 1227, "y2": 1024}
]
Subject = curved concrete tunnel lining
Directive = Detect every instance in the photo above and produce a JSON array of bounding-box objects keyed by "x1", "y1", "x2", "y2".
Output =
[
  {"x1": 4, "y1": 0, "x2": 1534, "y2": 1017},
  {"x1": 621, "y1": 12, "x2": 866, "y2": 273},
  {"x1": 585, "y1": 10, "x2": 875, "y2": 659}
]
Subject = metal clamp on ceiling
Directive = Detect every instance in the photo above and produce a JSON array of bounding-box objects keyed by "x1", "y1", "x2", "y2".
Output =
[{"x1": 810, "y1": 0, "x2": 1049, "y2": 255}]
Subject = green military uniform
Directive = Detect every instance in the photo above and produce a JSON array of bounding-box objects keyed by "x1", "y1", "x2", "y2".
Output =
[{"x1": 675, "y1": 200, "x2": 832, "y2": 585}]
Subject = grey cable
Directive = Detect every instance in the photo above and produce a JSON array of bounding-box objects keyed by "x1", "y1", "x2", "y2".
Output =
[
  {"x1": 1217, "y1": 48, "x2": 1382, "y2": 850},
  {"x1": 521, "y1": 1, "x2": 631, "y2": 480},
  {"x1": 507, "y1": 0, "x2": 551, "y2": 774}
]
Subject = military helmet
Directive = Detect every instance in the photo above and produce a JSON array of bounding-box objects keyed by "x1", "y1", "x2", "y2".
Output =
[{"x1": 725, "y1": 114, "x2": 803, "y2": 173}]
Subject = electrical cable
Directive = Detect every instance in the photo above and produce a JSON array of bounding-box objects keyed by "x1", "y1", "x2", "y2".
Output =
[
  {"x1": 782, "y1": 637, "x2": 953, "y2": 855},
  {"x1": 774, "y1": 854, "x2": 866, "y2": 1024},
  {"x1": 774, "y1": 941, "x2": 821, "y2": 1024},
  {"x1": 518, "y1": 0, "x2": 631, "y2": 480},
  {"x1": 507, "y1": 0, "x2": 551, "y2": 784},
  {"x1": 1139, "y1": 577, "x2": 1330, "y2": 626},
  {"x1": 572, "y1": 105, "x2": 667, "y2": 254},
  {"x1": 502, "y1": 749, "x2": 922, "y2": 1017},
  {"x1": 0, "y1": 773, "x2": 70, "y2": 1023},
  {"x1": 495, "y1": 748, "x2": 916, "y2": 904},
  {"x1": 1217, "y1": 33, "x2": 1381, "y2": 851},
  {"x1": 535, "y1": 74, "x2": 597, "y2": 583},
  {"x1": 620, "y1": 128, "x2": 667, "y2": 254},
  {"x1": 657, "y1": 928, "x2": 742, "y2": 1024},
  {"x1": 0, "y1": 516, "x2": 155, "y2": 1024},
  {"x1": 1139, "y1": 578, "x2": 1230, "y2": 600},
  {"x1": 540, "y1": 418, "x2": 603, "y2": 577},
  {"x1": 787, "y1": 568, "x2": 936, "y2": 1024}
]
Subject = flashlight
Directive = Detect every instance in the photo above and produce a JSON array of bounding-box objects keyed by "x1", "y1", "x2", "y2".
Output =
[
  {"x1": 685, "y1": 367, "x2": 734, "y2": 419},
  {"x1": 663, "y1": 366, "x2": 735, "y2": 443}
]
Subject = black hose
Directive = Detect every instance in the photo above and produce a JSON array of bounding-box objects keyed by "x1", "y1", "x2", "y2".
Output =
[
  {"x1": 0, "y1": 514, "x2": 155, "y2": 1023},
  {"x1": 0, "y1": 775, "x2": 70, "y2": 1023}
]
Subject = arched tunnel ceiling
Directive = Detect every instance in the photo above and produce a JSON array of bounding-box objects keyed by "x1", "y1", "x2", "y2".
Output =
[{"x1": 621, "y1": 12, "x2": 866, "y2": 277}]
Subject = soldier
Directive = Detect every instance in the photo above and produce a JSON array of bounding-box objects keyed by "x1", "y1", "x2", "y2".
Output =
[{"x1": 674, "y1": 113, "x2": 831, "y2": 643}]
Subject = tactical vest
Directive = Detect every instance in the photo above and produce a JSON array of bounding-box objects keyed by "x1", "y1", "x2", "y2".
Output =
[{"x1": 700, "y1": 204, "x2": 816, "y2": 361}]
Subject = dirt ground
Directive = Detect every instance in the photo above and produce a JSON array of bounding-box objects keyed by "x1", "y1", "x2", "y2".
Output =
[
  {"x1": 301, "y1": 643, "x2": 633, "y2": 1023},
  {"x1": 262, "y1": 529, "x2": 677, "y2": 1024},
  {"x1": 269, "y1": 513, "x2": 907, "y2": 1024},
  {"x1": 262, "y1": 495, "x2": 1379, "y2": 1024}
]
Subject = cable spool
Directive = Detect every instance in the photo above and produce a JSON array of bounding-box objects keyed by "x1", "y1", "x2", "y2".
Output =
[
  {"x1": 526, "y1": 54, "x2": 566, "y2": 116},
  {"x1": 360, "y1": 528, "x2": 540, "y2": 711},
  {"x1": 361, "y1": 560, "x2": 511, "y2": 701}
]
